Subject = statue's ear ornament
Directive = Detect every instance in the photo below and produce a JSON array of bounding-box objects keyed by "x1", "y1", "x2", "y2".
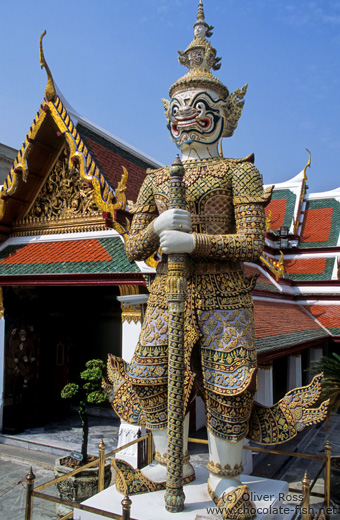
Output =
[
  {"x1": 161, "y1": 98, "x2": 171, "y2": 124},
  {"x1": 222, "y1": 83, "x2": 248, "y2": 138},
  {"x1": 206, "y1": 25, "x2": 214, "y2": 38}
]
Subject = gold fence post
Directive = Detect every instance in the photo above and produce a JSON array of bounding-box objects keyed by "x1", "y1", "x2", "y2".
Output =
[
  {"x1": 98, "y1": 438, "x2": 106, "y2": 493},
  {"x1": 147, "y1": 430, "x2": 153, "y2": 466},
  {"x1": 302, "y1": 470, "x2": 310, "y2": 520},
  {"x1": 121, "y1": 495, "x2": 132, "y2": 520},
  {"x1": 324, "y1": 440, "x2": 331, "y2": 508},
  {"x1": 25, "y1": 467, "x2": 35, "y2": 520}
]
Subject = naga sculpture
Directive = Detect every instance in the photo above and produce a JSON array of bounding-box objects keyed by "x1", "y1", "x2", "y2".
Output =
[{"x1": 104, "y1": 2, "x2": 328, "y2": 518}]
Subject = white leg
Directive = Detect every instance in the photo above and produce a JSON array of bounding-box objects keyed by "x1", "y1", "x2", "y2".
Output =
[
  {"x1": 207, "y1": 431, "x2": 244, "y2": 497},
  {"x1": 142, "y1": 414, "x2": 193, "y2": 482}
]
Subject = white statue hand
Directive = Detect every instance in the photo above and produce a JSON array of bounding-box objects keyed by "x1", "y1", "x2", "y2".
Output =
[
  {"x1": 153, "y1": 209, "x2": 191, "y2": 235},
  {"x1": 159, "y1": 230, "x2": 194, "y2": 254}
]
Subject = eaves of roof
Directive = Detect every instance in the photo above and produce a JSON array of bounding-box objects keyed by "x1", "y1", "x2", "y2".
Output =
[{"x1": 256, "y1": 329, "x2": 329, "y2": 355}]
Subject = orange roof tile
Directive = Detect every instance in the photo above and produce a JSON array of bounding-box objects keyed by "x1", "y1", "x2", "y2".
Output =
[
  {"x1": 0, "y1": 240, "x2": 112, "y2": 265},
  {"x1": 254, "y1": 300, "x2": 322, "y2": 338},
  {"x1": 285, "y1": 258, "x2": 327, "y2": 275},
  {"x1": 303, "y1": 304, "x2": 340, "y2": 332},
  {"x1": 265, "y1": 198, "x2": 287, "y2": 230},
  {"x1": 301, "y1": 207, "x2": 333, "y2": 243}
]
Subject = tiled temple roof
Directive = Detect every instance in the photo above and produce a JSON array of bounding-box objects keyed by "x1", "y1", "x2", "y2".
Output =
[
  {"x1": 300, "y1": 198, "x2": 340, "y2": 248},
  {"x1": 265, "y1": 189, "x2": 296, "y2": 231},
  {"x1": 0, "y1": 237, "x2": 139, "y2": 276},
  {"x1": 284, "y1": 257, "x2": 335, "y2": 281},
  {"x1": 303, "y1": 304, "x2": 340, "y2": 335},
  {"x1": 254, "y1": 300, "x2": 329, "y2": 353}
]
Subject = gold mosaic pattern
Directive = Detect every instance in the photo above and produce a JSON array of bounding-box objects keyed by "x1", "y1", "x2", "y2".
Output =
[
  {"x1": 248, "y1": 374, "x2": 329, "y2": 445},
  {"x1": 113, "y1": 458, "x2": 195, "y2": 496},
  {"x1": 207, "y1": 460, "x2": 243, "y2": 478},
  {"x1": 206, "y1": 390, "x2": 254, "y2": 442},
  {"x1": 208, "y1": 483, "x2": 257, "y2": 520},
  {"x1": 125, "y1": 157, "x2": 269, "y2": 267},
  {"x1": 110, "y1": 158, "x2": 269, "y2": 442}
]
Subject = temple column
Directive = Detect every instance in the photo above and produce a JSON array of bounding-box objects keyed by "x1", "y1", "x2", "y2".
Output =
[
  {"x1": 116, "y1": 287, "x2": 149, "y2": 465},
  {"x1": 255, "y1": 363, "x2": 273, "y2": 407},
  {"x1": 0, "y1": 289, "x2": 5, "y2": 432},
  {"x1": 287, "y1": 354, "x2": 302, "y2": 391}
]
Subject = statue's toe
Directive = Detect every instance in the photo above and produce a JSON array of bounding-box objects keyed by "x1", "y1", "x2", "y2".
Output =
[{"x1": 208, "y1": 483, "x2": 257, "y2": 519}]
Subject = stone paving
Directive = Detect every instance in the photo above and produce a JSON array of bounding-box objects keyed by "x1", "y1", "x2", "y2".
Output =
[
  {"x1": 0, "y1": 412, "x2": 120, "y2": 457},
  {"x1": 0, "y1": 458, "x2": 58, "y2": 520}
]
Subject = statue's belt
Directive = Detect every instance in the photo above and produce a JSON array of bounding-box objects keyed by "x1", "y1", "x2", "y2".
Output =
[{"x1": 156, "y1": 260, "x2": 243, "y2": 276}]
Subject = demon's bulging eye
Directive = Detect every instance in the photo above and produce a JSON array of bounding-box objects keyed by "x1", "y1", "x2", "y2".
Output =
[{"x1": 172, "y1": 105, "x2": 179, "y2": 117}]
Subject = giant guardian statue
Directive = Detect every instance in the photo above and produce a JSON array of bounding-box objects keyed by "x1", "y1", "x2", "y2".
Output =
[{"x1": 105, "y1": 3, "x2": 328, "y2": 518}]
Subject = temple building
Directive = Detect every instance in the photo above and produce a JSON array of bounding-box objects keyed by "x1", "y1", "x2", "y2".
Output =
[
  {"x1": 0, "y1": 35, "x2": 161, "y2": 433},
  {"x1": 0, "y1": 144, "x2": 17, "y2": 185},
  {"x1": 0, "y1": 38, "x2": 339, "y2": 437},
  {"x1": 253, "y1": 158, "x2": 340, "y2": 408}
]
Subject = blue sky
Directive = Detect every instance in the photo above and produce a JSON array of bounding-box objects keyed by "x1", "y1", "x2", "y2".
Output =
[{"x1": 1, "y1": 0, "x2": 339, "y2": 193}]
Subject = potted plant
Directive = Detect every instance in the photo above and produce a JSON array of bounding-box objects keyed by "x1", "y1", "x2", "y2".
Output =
[
  {"x1": 54, "y1": 359, "x2": 112, "y2": 516},
  {"x1": 311, "y1": 352, "x2": 340, "y2": 505}
]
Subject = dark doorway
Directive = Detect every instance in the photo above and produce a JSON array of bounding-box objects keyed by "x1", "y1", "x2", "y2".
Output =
[{"x1": 3, "y1": 285, "x2": 122, "y2": 433}]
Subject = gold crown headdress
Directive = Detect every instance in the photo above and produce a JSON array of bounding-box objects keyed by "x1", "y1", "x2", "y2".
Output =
[{"x1": 168, "y1": 1, "x2": 247, "y2": 138}]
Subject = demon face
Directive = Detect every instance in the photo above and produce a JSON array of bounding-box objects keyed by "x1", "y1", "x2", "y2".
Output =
[{"x1": 164, "y1": 88, "x2": 226, "y2": 150}]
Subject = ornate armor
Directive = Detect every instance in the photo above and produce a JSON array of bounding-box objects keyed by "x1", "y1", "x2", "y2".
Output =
[{"x1": 109, "y1": 156, "x2": 271, "y2": 441}]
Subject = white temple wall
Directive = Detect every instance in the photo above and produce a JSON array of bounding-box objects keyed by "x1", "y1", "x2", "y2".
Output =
[
  {"x1": 116, "y1": 292, "x2": 148, "y2": 465},
  {"x1": 121, "y1": 319, "x2": 141, "y2": 363}
]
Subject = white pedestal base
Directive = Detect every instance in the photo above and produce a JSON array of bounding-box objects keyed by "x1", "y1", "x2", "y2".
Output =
[
  {"x1": 74, "y1": 467, "x2": 295, "y2": 520},
  {"x1": 116, "y1": 422, "x2": 143, "y2": 466}
]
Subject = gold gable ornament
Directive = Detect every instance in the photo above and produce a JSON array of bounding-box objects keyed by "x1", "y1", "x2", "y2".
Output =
[{"x1": 39, "y1": 30, "x2": 56, "y2": 102}]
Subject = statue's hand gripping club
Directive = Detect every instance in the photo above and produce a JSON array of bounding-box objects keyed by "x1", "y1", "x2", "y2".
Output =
[
  {"x1": 154, "y1": 208, "x2": 191, "y2": 234},
  {"x1": 153, "y1": 209, "x2": 194, "y2": 254}
]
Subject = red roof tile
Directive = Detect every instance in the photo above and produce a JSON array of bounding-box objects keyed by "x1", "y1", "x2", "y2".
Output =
[
  {"x1": 82, "y1": 136, "x2": 147, "y2": 203},
  {"x1": 0, "y1": 240, "x2": 112, "y2": 265},
  {"x1": 303, "y1": 304, "x2": 340, "y2": 331},
  {"x1": 254, "y1": 300, "x2": 321, "y2": 338},
  {"x1": 265, "y1": 198, "x2": 287, "y2": 230},
  {"x1": 301, "y1": 207, "x2": 333, "y2": 243},
  {"x1": 285, "y1": 258, "x2": 327, "y2": 275}
]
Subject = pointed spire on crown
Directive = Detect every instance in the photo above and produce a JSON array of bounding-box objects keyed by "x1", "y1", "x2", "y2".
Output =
[
  {"x1": 169, "y1": 1, "x2": 228, "y2": 99},
  {"x1": 197, "y1": 0, "x2": 205, "y2": 21}
]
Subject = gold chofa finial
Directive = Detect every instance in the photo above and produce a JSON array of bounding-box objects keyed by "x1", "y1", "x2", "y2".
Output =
[
  {"x1": 39, "y1": 30, "x2": 56, "y2": 102},
  {"x1": 197, "y1": 0, "x2": 205, "y2": 20},
  {"x1": 303, "y1": 148, "x2": 311, "y2": 181}
]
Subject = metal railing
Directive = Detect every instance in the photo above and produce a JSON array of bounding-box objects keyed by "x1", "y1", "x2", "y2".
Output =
[
  {"x1": 24, "y1": 431, "x2": 153, "y2": 520},
  {"x1": 25, "y1": 431, "x2": 332, "y2": 520}
]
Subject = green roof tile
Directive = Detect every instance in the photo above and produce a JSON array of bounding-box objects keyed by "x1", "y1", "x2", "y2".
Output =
[{"x1": 256, "y1": 329, "x2": 329, "y2": 354}]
